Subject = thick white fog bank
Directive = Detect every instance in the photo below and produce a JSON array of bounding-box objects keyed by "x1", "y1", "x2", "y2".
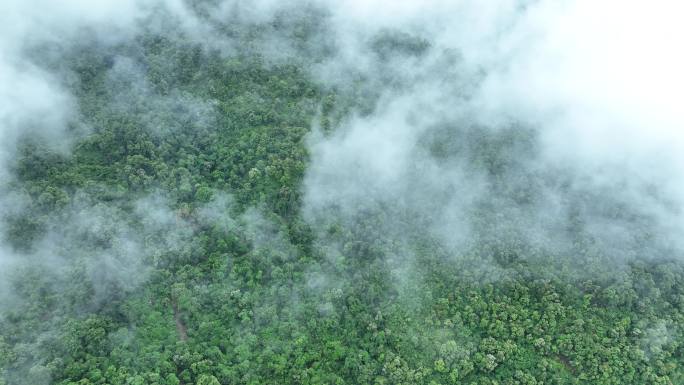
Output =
[
  {"x1": 304, "y1": 0, "x2": 684, "y2": 263},
  {"x1": 474, "y1": 0, "x2": 684, "y2": 161},
  {"x1": 316, "y1": 0, "x2": 684, "y2": 161}
]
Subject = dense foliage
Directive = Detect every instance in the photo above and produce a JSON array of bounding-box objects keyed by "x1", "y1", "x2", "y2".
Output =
[{"x1": 1, "y1": 7, "x2": 683, "y2": 385}]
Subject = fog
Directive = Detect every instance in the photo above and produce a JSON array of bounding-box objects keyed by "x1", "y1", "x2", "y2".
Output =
[{"x1": 303, "y1": 0, "x2": 684, "y2": 279}]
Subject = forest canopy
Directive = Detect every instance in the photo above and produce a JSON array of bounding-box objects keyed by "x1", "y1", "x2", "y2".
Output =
[{"x1": 1, "y1": 1, "x2": 684, "y2": 384}]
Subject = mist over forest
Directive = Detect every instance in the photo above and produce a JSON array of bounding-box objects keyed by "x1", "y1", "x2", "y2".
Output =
[{"x1": 1, "y1": 1, "x2": 684, "y2": 384}]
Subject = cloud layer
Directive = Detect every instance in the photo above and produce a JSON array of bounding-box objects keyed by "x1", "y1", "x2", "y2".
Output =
[{"x1": 303, "y1": 0, "x2": 684, "y2": 273}]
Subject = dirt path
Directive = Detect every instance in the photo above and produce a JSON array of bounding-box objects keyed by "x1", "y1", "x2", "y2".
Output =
[
  {"x1": 558, "y1": 354, "x2": 576, "y2": 374},
  {"x1": 172, "y1": 301, "x2": 188, "y2": 342}
]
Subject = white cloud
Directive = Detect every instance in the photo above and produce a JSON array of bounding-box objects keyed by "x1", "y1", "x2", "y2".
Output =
[{"x1": 304, "y1": 0, "x2": 684, "y2": 266}]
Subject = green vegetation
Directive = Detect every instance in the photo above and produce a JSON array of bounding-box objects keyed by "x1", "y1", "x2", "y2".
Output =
[{"x1": 1, "y1": 8, "x2": 683, "y2": 385}]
